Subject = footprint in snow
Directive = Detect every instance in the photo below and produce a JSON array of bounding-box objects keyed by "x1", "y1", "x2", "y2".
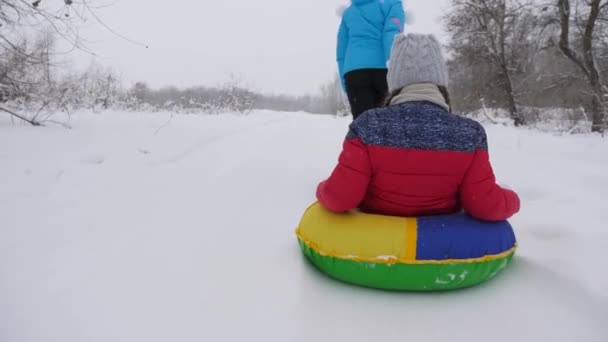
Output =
[
  {"x1": 80, "y1": 155, "x2": 106, "y2": 165},
  {"x1": 527, "y1": 225, "x2": 569, "y2": 241}
]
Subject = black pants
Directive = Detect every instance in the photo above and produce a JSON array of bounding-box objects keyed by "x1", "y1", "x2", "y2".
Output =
[{"x1": 344, "y1": 68, "x2": 388, "y2": 120}]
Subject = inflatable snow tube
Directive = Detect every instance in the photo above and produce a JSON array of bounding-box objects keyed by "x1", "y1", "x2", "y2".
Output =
[{"x1": 296, "y1": 202, "x2": 517, "y2": 291}]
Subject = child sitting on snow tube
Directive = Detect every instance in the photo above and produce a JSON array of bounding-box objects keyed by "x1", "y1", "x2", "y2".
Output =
[{"x1": 317, "y1": 33, "x2": 520, "y2": 221}]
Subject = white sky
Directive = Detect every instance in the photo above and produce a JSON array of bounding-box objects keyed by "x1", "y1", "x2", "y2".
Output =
[{"x1": 67, "y1": 0, "x2": 452, "y2": 95}]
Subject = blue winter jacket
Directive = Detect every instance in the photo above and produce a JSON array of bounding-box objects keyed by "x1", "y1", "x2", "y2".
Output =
[{"x1": 337, "y1": 0, "x2": 405, "y2": 90}]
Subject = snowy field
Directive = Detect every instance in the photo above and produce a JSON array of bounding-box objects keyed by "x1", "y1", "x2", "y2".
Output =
[{"x1": 1, "y1": 110, "x2": 607, "y2": 342}]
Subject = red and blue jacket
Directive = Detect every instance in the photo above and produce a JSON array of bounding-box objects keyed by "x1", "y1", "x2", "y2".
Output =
[{"x1": 316, "y1": 101, "x2": 520, "y2": 221}]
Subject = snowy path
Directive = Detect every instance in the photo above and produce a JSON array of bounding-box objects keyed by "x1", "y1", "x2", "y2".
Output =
[{"x1": 1, "y1": 111, "x2": 607, "y2": 342}]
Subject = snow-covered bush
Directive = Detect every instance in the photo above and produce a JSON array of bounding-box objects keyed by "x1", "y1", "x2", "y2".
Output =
[{"x1": 465, "y1": 106, "x2": 593, "y2": 134}]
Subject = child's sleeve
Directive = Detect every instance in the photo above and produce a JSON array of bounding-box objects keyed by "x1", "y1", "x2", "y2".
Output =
[
  {"x1": 383, "y1": 1, "x2": 405, "y2": 62},
  {"x1": 459, "y1": 127, "x2": 520, "y2": 221},
  {"x1": 316, "y1": 129, "x2": 372, "y2": 213}
]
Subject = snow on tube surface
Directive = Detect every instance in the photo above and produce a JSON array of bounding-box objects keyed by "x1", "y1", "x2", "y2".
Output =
[{"x1": 296, "y1": 202, "x2": 517, "y2": 291}]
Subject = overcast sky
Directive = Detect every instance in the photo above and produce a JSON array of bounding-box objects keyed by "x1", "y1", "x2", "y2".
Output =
[{"x1": 69, "y1": 0, "x2": 452, "y2": 95}]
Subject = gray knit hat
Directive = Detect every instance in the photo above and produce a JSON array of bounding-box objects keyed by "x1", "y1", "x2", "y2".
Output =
[{"x1": 387, "y1": 33, "x2": 449, "y2": 93}]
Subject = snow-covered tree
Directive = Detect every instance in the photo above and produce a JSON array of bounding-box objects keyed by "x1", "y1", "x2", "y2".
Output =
[
  {"x1": 552, "y1": 0, "x2": 608, "y2": 132},
  {"x1": 0, "y1": 0, "x2": 100, "y2": 125},
  {"x1": 316, "y1": 75, "x2": 349, "y2": 115},
  {"x1": 445, "y1": 0, "x2": 537, "y2": 126}
]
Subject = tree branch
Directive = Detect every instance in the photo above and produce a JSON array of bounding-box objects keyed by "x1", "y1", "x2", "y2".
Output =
[
  {"x1": 581, "y1": 0, "x2": 602, "y2": 83},
  {"x1": 558, "y1": 0, "x2": 591, "y2": 76},
  {"x1": 0, "y1": 105, "x2": 41, "y2": 126}
]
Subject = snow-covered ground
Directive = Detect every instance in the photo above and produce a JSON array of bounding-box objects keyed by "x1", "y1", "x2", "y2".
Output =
[{"x1": 1, "y1": 110, "x2": 607, "y2": 342}]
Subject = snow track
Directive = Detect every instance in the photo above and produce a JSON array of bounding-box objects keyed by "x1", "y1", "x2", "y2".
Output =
[{"x1": 1, "y1": 111, "x2": 607, "y2": 342}]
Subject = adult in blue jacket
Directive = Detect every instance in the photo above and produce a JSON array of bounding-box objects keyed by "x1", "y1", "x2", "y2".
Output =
[{"x1": 337, "y1": 0, "x2": 405, "y2": 119}]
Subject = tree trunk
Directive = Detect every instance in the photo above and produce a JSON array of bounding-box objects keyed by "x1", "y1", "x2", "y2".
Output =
[
  {"x1": 557, "y1": 0, "x2": 605, "y2": 133},
  {"x1": 501, "y1": 63, "x2": 523, "y2": 126},
  {"x1": 590, "y1": 81, "x2": 604, "y2": 132},
  {"x1": 583, "y1": 0, "x2": 604, "y2": 132},
  {"x1": 497, "y1": 0, "x2": 523, "y2": 126}
]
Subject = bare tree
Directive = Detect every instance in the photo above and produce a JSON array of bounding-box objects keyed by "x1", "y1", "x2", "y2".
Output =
[
  {"x1": 0, "y1": 0, "x2": 98, "y2": 125},
  {"x1": 316, "y1": 74, "x2": 349, "y2": 115},
  {"x1": 555, "y1": 0, "x2": 608, "y2": 132},
  {"x1": 445, "y1": 0, "x2": 537, "y2": 126}
]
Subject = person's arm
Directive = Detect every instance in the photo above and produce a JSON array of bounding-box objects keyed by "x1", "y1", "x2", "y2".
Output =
[
  {"x1": 383, "y1": 1, "x2": 405, "y2": 62},
  {"x1": 337, "y1": 19, "x2": 349, "y2": 90},
  {"x1": 317, "y1": 130, "x2": 371, "y2": 212},
  {"x1": 460, "y1": 127, "x2": 520, "y2": 221}
]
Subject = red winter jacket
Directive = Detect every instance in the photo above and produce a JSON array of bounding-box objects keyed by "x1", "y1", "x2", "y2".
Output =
[{"x1": 316, "y1": 101, "x2": 520, "y2": 221}]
